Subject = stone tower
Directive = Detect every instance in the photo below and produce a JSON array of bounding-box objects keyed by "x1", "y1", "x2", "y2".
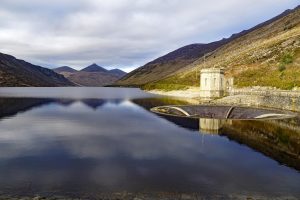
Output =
[{"x1": 200, "y1": 68, "x2": 225, "y2": 99}]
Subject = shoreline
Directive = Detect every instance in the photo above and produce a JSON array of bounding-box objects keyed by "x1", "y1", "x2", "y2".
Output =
[
  {"x1": 146, "y1": 87, "x2": 200, "y2": 99},
  {"x1": 145, "y1": 87, "x2": 201, "y2": 104}
]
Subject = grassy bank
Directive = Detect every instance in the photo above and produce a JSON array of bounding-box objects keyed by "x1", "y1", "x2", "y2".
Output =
[{"x1": 141, "y1": 83, "x2": 189, "y2": 91}]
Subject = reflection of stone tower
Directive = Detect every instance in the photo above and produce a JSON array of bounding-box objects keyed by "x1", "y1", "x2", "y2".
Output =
[
  {"x1": 200, "y1": 68, "x2": 225, "y2": 99},
  {"x1": 199, "y1": 118, "x2": 226, "y2": 134}
]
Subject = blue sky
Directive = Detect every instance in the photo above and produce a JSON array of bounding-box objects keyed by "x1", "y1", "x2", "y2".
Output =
[{"x1": 0, "y1": 0, "x2": 298, "y2": 72}]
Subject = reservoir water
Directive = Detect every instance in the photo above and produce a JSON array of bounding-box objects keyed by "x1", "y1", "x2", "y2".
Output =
[{"x1": 0, "y1": 87, "x2": 299, "y2": 199}]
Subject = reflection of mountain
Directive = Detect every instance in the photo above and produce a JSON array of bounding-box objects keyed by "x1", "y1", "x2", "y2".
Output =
[
  {"x1": 81, "y1": 99, "x2": 107, "y2": 109},
  {"x1": 55, "y1": 99, "x2": 76, "y2": 107},
  {"x1": 0, "y1": 98, "x2": 125, "y2": 120},
  {"x1": 0, "y1": 98, "x2": 53, "y2": 119},
  {"x1": 81, "y1": 99, "x2": 123, "y2": 109}
]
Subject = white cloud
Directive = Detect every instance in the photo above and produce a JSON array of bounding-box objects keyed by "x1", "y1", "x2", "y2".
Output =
[{"x1": 0, "y1": 0, "x2": 298, "y2": 71}]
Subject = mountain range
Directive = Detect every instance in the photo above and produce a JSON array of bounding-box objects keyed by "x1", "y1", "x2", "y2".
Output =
[
  {"x1": 0, "y1": 52, "x2": 126, "y2": 87},
  {"x1": 116, "y1": 5, "x2": 300, "y2": 90},
  {"x1": 53, "y1": 64, "x2": 127, "y2": 86}
]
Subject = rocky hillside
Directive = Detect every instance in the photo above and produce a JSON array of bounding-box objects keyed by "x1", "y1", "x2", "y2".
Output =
[
  {"x1": 117, "y1": 5, "x2": 300, "y2": 90},
  {"x1": 54, "y1": 64, "x2": 127, "y2": 86},
  {"x1": 0, "y1": 53, "x2": 74, "y2": 87}
]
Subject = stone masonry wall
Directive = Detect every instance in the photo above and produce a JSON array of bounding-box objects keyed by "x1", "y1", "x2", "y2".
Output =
[{"x1": 215, "y1": 89, "x2": 300, "y2": 112}]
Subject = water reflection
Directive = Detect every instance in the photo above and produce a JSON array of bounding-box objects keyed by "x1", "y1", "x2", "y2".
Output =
[
  {"x1": 0, "y1": 96, "x2": 299, "y2": 199},
  {"x1": 150, "y1": 110, "x2": 300, "y2": 172},
  {"x1": 199, "y1": 118, "x2": 228, "y2": 134}
]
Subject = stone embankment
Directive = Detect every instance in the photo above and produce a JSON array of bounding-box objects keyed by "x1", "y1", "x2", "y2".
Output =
[{"x1": 215, "y1": 88, "x2": 300, "y2": 112}]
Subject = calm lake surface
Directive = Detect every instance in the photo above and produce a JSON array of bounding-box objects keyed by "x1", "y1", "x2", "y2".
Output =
[{"x1": 0, "y1": 87, "x2": 299, "y2": 199}]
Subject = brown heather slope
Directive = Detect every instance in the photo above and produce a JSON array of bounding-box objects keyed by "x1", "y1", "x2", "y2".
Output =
[
  {"x1": 117, "y1": 5, "x2": 300, "y2": 90},
  {"x1": 0, "y1": 53, "x2": 74, "y2": 87}
]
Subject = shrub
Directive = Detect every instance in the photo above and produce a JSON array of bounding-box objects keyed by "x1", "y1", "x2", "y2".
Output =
[
  {"x1": 281, "y1": 53, "x2": 293, "y2": 65},
  {"x1": 278, "y1": 65, "x2": 286, "y2": 72}
]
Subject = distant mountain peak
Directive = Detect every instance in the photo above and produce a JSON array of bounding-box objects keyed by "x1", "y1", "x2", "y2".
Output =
[
  {"x1": 53, "y1": 66, "x2": 77, "y2": 73},
  {"x1": 81, "y1": 63, "x2": 108, "y2": 72},
  {"x1": 90, "y1": 63, "x2": 99, "y2": 67}
]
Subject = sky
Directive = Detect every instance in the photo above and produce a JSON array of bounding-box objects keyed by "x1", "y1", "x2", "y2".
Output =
[{"x1": 0, "y1": 0, "x2": 299, "y2": 72}]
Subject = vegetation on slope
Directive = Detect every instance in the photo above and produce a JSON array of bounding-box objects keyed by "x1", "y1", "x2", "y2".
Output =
[{"x1": 236, "y1": 50, "x2": 300, "y2": 89}]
